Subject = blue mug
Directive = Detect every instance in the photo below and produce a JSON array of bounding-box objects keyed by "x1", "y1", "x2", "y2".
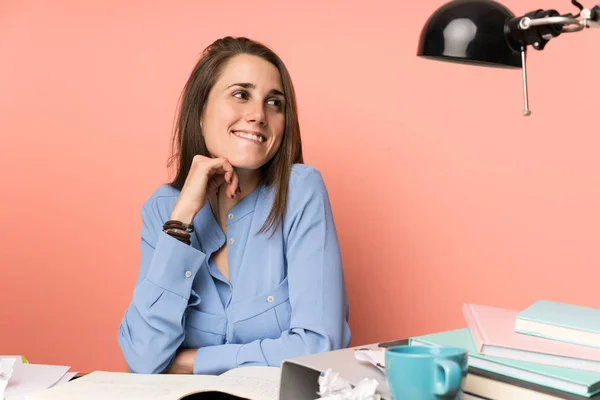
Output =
[{"x1": 385, "y1": 345, "x2": 468, "y2": 400}]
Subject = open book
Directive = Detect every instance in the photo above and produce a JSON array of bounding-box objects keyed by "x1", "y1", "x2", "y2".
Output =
[{"x1": 25, "y1": 366, "x2": 281, "y2": 400}]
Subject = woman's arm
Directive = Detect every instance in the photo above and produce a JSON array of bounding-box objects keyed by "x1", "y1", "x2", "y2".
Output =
[
  {"x1": 117, "y1": 194, "x2": 206, "y2": 374},
  {"x1": 119, "y1": 157, "x2": 241, "y2": 374},
  {"x1": 187, "y1": 168, "x2": 352, "y2": 375}
]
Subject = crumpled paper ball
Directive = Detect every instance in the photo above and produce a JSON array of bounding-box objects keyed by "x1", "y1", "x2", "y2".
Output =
[{"x1": 316, "y1": 368, "x2": 381, "y2": 400}]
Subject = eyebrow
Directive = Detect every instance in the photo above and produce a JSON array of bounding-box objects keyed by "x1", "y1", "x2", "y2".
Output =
[{"x1": 227, "y1": 82, "x2": 285, "y2": 97}]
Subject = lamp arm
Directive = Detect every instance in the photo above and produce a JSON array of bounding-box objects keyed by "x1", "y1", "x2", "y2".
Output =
[
  {"x1": 519, "y1": 15, "x2": 584, "y2": 31},
  {"x1": 503, "y1": 2, "x2": 598, "y2": 116},
  {"x1": 514, "y1": 1, "x2": 599, "y2": 38},
  {"x1": 506, "y1": 4, "x2": 597, "y2": 53},
  {"x1": 519, "y1": 8, "x2": 597, "y2": 31}
]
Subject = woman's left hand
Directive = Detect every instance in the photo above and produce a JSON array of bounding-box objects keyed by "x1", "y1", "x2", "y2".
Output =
[{"x1": 165, "y1": 349, "x2": 197, "y2": 374}]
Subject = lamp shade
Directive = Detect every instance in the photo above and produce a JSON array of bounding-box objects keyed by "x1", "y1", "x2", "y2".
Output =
[{"x1": 417, "y1": 0, "x2": 522, "y2": 68}]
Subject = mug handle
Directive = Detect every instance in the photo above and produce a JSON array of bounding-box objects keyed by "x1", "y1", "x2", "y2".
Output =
[{"x1": 433, "y1": 359, "x2": 462, "y2": 396}]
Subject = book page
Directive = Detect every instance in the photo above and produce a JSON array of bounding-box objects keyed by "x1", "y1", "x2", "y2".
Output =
[
  {"x1": 178, "y1": 376, "x2": 279, "y2": 400},
  {"x1": 220, "y1": 366, "x2": 281, "y2": 382},
  {"x1": 25, "y1": 371, "x2": 218, "y2": 400},
  {"x1": 27, "y1": 368, "x2": 282, "y2": 400},
  {"x1": 196, "y1": 366, "x2": 281, "y2": 400}
]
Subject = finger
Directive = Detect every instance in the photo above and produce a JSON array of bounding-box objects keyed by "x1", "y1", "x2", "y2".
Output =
[
  {"x1": 207, "y1": 175, "x2": 225, "y2": 192},
  {"x1": 211, "y1": 158, "x2": 237, "y2": 198},
  {"x1": 206, "y1": 158, "x2": 238, "y2": 198},
  {"x1": 209, "y1": 157, "x2": 233, "y2": 171},
  {"x1": 217, "y1": 159, "x2": 238, "y2": 199},
  {"x1": 224, "y1": 169, "x2": 233, "y2": 184},
  {"x1": 228, "y1": 170, "x2": 240, "y2": 199},
  {"x1": 205, "y1": 157, "x2": 225, "y2": 173}
]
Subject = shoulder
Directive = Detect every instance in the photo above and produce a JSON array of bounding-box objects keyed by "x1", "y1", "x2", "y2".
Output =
[
  {"x1": 288, "y1": 163, "x2": 328, "y2": 194},
  {"x1": 278, "y1": 164, "x2": 337, "y2": 237},
  {"x1": 285, "y1": 163, "x2": 331, "y2": 211}
]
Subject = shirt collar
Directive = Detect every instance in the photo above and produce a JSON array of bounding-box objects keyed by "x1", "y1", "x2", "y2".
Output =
[{"x1": 192, "y1": 184, "x2": 263, "y2": 251}]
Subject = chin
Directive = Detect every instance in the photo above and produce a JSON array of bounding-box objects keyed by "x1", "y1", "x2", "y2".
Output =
[{"x1": 227, "y1": 155, "x2": 269, "y2": 171}]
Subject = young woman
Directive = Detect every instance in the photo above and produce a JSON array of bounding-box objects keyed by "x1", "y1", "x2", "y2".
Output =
[{"x1": 118, "y1": 36, "x2": 351, "y2": 375}]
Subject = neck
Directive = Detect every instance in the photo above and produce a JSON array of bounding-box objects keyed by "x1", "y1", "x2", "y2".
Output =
[
  {"x1": 235, "y1": 167, "x2": 261, "y2": 196},
  {"x1": 215, "y1": 168, "x2": 261, "y2": 215}
]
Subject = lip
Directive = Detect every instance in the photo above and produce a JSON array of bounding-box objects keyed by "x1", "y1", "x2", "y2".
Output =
[{"x1": 231, "y1": 130, "x2": 267, "y2": 144}]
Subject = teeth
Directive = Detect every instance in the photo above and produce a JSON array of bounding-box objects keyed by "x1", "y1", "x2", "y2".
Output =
[{"x1": 235, "y1": 132, "x2": 264, "y2": 142}]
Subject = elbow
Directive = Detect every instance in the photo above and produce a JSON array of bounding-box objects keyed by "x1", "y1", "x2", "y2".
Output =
[
  {"x1": 339, "y1": 323, "x2": 352, "y2": 349},
  {"x1": 124, "y1": 355, "x2": 170, "y2": 375},
  {"x1": 124, "y1": 358, "x2": 169, "y2": 375},
  {"x1": 330, "y1": 320, "x2": 352, "y2": 351},
  {"x1": 296, "y1": 320, "x2": 352, "y2": 355},
  {"x1": 118, "y1": 324, "x2": 173, "y2": 374},
  {"x1": 319, "y1": 312, "x2": 352, "y2": 351}
]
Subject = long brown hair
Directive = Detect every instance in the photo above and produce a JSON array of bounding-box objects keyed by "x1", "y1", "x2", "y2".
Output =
[{"x1": 167, "y1": 36, "x2": 304, "y2": 235}]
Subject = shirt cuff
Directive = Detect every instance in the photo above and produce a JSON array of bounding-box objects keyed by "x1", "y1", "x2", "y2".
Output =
[
  {"x1": 145, "y1": 232, "x2": 206, "y2": 299},
  {"x1": 194, "y1": 344, "x2": 243, "y2": 375}
]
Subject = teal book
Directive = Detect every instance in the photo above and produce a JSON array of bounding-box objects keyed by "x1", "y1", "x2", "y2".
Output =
[
  {"x1": 409, "y1": 328, "x2": 600, "y2": 397},
  {"x1": 515, "y1": 300, "x2": 600, "y2": 349}
]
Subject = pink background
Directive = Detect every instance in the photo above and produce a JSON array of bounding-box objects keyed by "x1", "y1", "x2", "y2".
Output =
[{"x1": 1, "y1": 0, "x2": 598, "y2": 373}]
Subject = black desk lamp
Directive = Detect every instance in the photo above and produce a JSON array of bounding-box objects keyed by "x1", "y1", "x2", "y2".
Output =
[{"x1": 417, "y1": 0, "x2": 599, "y2": 116}]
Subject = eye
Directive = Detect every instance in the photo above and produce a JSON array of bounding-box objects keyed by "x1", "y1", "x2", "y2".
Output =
[
  {"x1": 267, "y1": 98, "x2": 284, "y2": 110},
  {"x1": 233, "y1": 90, "x2": 249, "y2": 100}
]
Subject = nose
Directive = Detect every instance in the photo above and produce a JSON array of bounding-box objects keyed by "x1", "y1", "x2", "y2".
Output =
[{"x1": 244, "y1": 101, "x2": 267, "y2": 125}]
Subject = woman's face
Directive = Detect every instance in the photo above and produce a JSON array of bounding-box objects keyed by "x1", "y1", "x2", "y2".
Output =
[{"x1": 201, "y1": 54, "x2": 286, "y2": 170}]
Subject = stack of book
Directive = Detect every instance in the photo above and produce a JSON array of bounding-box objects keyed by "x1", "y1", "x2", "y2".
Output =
[{"x1": 409, "y1": 300, "x2": 600, "y2": 399}]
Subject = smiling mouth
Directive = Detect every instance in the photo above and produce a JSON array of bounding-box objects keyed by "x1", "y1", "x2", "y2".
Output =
[{"x1": 231, "y1": 130, "x2": 266, "y2": 143}]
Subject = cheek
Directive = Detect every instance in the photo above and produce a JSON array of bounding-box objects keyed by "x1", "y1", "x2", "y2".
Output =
[
  {"x1": 271, "y1": 116, "x2": 286, "y2": 143},
  {"x1": 202, "y1": 105, "x2": 237, "y2": 145},
  {"x1": 269, "y1": 131, "x2": 285, "y2": 154},
  {"x1": 204, "y1": 100, "x2": 239, "y2": 128}
]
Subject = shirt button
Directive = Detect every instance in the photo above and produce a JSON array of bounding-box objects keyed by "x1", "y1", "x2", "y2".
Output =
[
  {"x1": 267, "y1": 295, "x2": 274, "y2": 303},
  {"x1": 228, "y1": 213, "x2": 234, "y2": 220},
  {"x1": 229, "y1": 237, "x2": 235, "y2": 245},
  {"x1": 185, "y1": 270, "x2": 192, "y2": 278}
]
